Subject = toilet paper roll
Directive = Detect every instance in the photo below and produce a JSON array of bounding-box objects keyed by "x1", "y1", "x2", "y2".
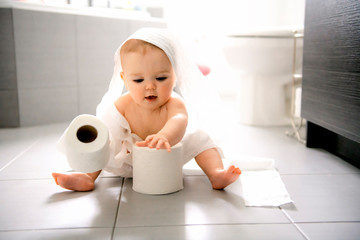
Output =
[
  {"x1": 132, "y1": 143, "x2": 183, "y2": 195},
  {"x1": 57, "y1": 114, "x2": 110, "y2": 173},
  {"x1": 230, "y1": 156, "x2": 275, "y2": 171}
]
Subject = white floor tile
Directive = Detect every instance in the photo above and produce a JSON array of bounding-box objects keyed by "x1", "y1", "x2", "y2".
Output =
[
  {"x1": 281, "y1": 174, "x2": 360, "y2": 222},
  {"x1": 116, "y1": 176, "x2": 290, "y2": 227},
  {"x1": 0, "y1": 120, "x2": 359, "y2": 240},
  {"x1": 0, "y1": 178, "x2": 122, "y2": 231},
  {"x1": 0, "y1": 149, "x2": 70, "y2": 180},
  {"x1": 0, "y1": 228, "x2": 113, "y2": 240},
  {"x1": 298, "y1": 222, "x2": 360, "y2": 240},
  {"x1": 113, "y1": 224, "x2": 305, "y2": 240}
]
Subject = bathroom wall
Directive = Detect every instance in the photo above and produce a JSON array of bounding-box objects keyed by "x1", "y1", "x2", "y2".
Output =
[
  {"x1": 161, "y1": 0, "x2": 306, "y2": 100},
  {"x1": 0, "y1": 6, "x2": 166, "y2": 127},
  {"x1": 164, "y1": 0, "x2": 305, "y2": 37}
]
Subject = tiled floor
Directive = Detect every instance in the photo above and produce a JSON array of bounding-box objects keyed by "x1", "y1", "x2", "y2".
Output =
[{"x1": 0, "y1": 118, "x2": 360, "y2": 239}]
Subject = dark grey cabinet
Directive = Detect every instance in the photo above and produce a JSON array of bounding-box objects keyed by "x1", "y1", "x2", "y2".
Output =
[{"x1": 301, "y1": 0, "x2": 360, "y2": 166}]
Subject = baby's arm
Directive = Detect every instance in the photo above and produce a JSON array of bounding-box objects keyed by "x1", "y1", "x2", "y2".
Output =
[{"x1": 136, "y1": 97, "x2": 188, "y2": 151}]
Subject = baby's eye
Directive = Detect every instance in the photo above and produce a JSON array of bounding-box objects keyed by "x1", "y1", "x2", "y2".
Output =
[
  {"x1": 133, "y1": 79, "x2": 144, "y2": 83},
  {"x1": 156, "y1": 77, "x2": 167, "y2": 81}
]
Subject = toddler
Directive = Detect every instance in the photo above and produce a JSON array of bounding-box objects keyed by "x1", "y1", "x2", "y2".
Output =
[{"x1": 52, "y1": 28, "x2": 241, "y2": 191}]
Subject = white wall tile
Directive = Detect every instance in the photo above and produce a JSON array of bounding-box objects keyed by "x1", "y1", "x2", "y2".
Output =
[
  {"x1": 13, "y1": 9, "x2": 77, "y2": 89},
  {"x1": 78, "y1": 84, "x2": 108, "y2": 115},
  {"x1": 18, "y1": 87, "x2": 78, "y2": 126},
  {"x1": 129, "y1": 19, "x2": 166, "y2": 35},
  {"x1": 76, "y1": 16, "x2": 129, "y2": 86},
  {"x1": 10, "y1": 8, "x2": 166, "y2": 126}
]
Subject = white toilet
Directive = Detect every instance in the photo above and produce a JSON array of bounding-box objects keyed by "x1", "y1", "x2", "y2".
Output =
[{"x1": 223, "y1": 27, "x2": 303, "y2": 126}]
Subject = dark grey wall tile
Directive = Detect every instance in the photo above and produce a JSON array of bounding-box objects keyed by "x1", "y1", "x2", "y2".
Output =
[
  {"x1": 0, "y1": 90, "x2": 19, "y2": 127},
  {"x1": 0, "y1": 8, "x2": 17, "y2": 90}
]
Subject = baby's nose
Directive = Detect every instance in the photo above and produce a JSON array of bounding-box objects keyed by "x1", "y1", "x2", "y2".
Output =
[{"x1": 145, "y1": 81, "x2": 156, "y2": 89}]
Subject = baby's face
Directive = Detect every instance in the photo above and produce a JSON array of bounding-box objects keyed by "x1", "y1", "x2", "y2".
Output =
[{"x1": 121, "y1": 47, "x2": 176, "y2": 110}]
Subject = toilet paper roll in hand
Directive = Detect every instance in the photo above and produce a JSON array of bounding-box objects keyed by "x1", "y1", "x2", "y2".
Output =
[
  {"x1": 57, "y1": 114, "x2": 110, "y2": 173},
  {"x1": 132, "y1": 143, "x2": 183, "y2": 195}
]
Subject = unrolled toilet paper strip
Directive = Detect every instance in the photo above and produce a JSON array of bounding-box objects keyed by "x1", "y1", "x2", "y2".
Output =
[
  {"x1": 230, "y1": 157, "x2": 293, "y2": 207},
  {"x1": 57, "y1": 114, "x2": 110, "y2": 173},
  {"x1": 132, "y1": 143, "x2": 183, "y2": 195}
]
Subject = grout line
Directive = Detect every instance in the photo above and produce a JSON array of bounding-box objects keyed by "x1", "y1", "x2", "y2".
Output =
[
  {"x1": 0, "y1": 227, "x2": 113, "y2": 233},
  {"x1": 115, "y1": 222, "x2": 303, "y2": 229},
  {"x1": 0, "y1": 140, "x2": 38, "y2": 173},
  {"x1": 281, "y1": 208, "x2": 310, "y2": 240},
  {"x1": 280, "y1": 172, "x2": 360, "y2": 176},
  {"x1": 110, "y1": 177, "x2": 125, "y2": 240},
  {"x1": 4, "y1": 221, "x2": 359, "y2": 233},
  {"x1": 291, "y1": 220, "x2": 360, "y2": 224},
  {"x1": 74, "y1": 15, "x2": 81, "y2": 115}
]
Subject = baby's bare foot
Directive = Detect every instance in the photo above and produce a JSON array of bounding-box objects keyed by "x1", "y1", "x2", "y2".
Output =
[
  {"x1": 210, "y1": 165, "x2": 241, "y2": 190},
  {"x1": 52, "y1": 172, "x2": 95, "y2": 191}
]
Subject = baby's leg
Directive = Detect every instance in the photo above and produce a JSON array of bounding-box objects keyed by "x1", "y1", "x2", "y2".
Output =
[
  {"x1": 195, "y1": 148, "x2": 241, "y2": 190},
  {"x1": 52, "y1": 170, "x2": 101, "y2": 191}
]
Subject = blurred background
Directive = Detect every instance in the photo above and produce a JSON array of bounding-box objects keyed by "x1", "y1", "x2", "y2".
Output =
[{"x1": 0, "y1": 0, "x2": 305, "y2": 127}]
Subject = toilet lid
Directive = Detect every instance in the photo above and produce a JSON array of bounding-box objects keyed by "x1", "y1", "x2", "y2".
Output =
[{"x1": 227, "y1": 27, "x2": 304, "y2": 38}]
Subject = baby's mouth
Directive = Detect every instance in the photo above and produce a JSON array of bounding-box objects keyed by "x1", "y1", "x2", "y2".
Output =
[{"x1": 145, "y1": 95, "x2": 157, "y2": 101}]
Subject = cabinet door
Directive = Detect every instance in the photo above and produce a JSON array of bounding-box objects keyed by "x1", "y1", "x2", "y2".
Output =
[{"x1": 301, "y1": 0, "x2": 360, "y2": 143}]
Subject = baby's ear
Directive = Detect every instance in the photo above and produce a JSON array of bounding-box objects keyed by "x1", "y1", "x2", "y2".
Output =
[{"x1": 120, "y1": 72, "x2": 128, "y2": 90}]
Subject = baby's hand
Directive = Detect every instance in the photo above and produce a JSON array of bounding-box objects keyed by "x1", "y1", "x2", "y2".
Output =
[{"x1": 136, "y1": 134, "x2": 172, "y2": 152}]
